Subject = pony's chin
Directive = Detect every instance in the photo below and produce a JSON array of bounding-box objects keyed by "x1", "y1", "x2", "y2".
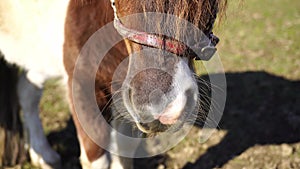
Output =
[{"x1": 133, "y1": 118, "x2": 185, "y2": 136}]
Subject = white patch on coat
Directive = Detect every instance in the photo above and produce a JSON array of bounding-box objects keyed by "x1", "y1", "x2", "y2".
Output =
[
  {"x1": 173, "y1": 59, "x2": 198, "y2": 99},
  {"x1": 0, "y1": 0, "x2": 69, "y2": 84}
]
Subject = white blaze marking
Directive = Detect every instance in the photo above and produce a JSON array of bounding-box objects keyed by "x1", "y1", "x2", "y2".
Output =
[{"x1": 158, "y1": 59, "x2": 197, "y2": 124}]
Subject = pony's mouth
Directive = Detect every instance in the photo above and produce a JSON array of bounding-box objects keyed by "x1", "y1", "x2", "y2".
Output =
[
  {"x1": 135, "y1": 120, "x2": 170, "y2": 134},
  {"x1": 123, "y1": 88, "x2": 198, "y2": 134},
  {"x1": 126, "y1": 91, "x2": 194, "y2": 134},
  {"x1": 136, "y1": 122, "x2": 151, "y2": 134},
  {"x1": 133, "y1": 114, "x2": 189, "y2": 135}
]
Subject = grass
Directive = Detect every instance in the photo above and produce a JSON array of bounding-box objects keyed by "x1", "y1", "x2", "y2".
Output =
[
  {"x1": 39, "y1": 79, "x2": 70, "y2": 135},
  {"x1": 211, "y1": 0, "x2": 300, "y2": 80}
]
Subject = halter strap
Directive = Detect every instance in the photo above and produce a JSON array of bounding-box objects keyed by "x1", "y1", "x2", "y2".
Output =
[{"x1": 110, "y1": 1, "x2": 219, "y2": 61}]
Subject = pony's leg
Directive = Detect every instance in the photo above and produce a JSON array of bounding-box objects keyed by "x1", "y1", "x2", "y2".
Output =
[
  {"x1": 109, "y1": 133, "x2": 133, "y2": 169},
  {"x1": 78, "y1": 139, "x2": 110, "y2": 169},
  {"x1": 17, "y1": 71, "x2": 61, "y2": 169},
  {"x1": 76, "y1": 120, "x2": 134, "y2": 169},
  {"x1": 71, "y1": 119, "x2": 110, "y2": 169},
  {"x1": 109, "y1": 120, "x2": 136, "y2": 169},
  {"x1": 68, "y1": 89, "x2": 110, "y2": 169}
]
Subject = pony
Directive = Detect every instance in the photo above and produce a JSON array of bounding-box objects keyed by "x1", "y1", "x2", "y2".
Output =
[
  {"x1": 64, "y1": 0, "x2": 226, "y2": 168},
  {"x1": 0, "y1": 0, "x2": 226, "y2": 168}
]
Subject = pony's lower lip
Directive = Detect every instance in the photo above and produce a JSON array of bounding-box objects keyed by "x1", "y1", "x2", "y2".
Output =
[
  {"x1": 155, "y1": 93, "x2": 187, "y2": 125},
  {"x1": 158, "y1": 115, "x2": 178, "y2": 125}
]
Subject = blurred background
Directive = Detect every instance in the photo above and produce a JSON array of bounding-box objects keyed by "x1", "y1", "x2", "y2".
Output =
[{"x1": 7, "y1": 0, "x2": 300, "y2": 168}]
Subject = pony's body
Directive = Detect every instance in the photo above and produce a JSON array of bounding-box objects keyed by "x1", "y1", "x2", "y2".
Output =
[{"x1": 0, "y1": 0, "x2": 68, "y2": 168}]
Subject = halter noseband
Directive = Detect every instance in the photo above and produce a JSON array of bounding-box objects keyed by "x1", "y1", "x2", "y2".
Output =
[{"x1": 110, "y1": 0, "x2": 219, "y2": 61}]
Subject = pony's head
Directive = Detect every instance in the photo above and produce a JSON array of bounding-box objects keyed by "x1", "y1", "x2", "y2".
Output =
[{"x1": 112, "y1": 0, "x2": 226, "y2": 134}]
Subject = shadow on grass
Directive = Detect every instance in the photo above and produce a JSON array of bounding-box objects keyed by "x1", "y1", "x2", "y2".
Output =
[
  {"x1": 47, "y1": 118, "x2": 82, "y2": 169},
  {"x1": 184, "y1": 71, "x2": 300, "y2": 169},
  {"x1": 45, "y1": 71, "x2": 300, "y2": 169}
]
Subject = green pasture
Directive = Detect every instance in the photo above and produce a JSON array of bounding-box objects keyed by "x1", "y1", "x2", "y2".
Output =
[{"x1": 214, "y1": 0, "x2": 300, "y2": 79}]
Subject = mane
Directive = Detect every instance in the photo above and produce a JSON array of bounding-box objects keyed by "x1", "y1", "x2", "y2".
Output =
[
  {"x1": 75, "y1": 0, "x2": 227, "y2": 34},
  {"x1": 116, "y1": 0, "x2": 227, "y2": 35},
  {"x1": 147, "y1": 0, "x2": 227, "y2": 33}
]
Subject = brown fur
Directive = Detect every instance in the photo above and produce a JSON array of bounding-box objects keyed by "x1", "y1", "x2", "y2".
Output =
[
  {"x1": 64, "y1": 0, "x2": 128, "y2": 162},
  {"x1": 63, "y1": 0, "x2": 226, "y2": 163}
]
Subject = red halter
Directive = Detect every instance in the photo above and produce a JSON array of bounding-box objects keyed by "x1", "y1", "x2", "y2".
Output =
[{"x1": 111, "y1": 2, "x2": 219, "y2": 61}]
